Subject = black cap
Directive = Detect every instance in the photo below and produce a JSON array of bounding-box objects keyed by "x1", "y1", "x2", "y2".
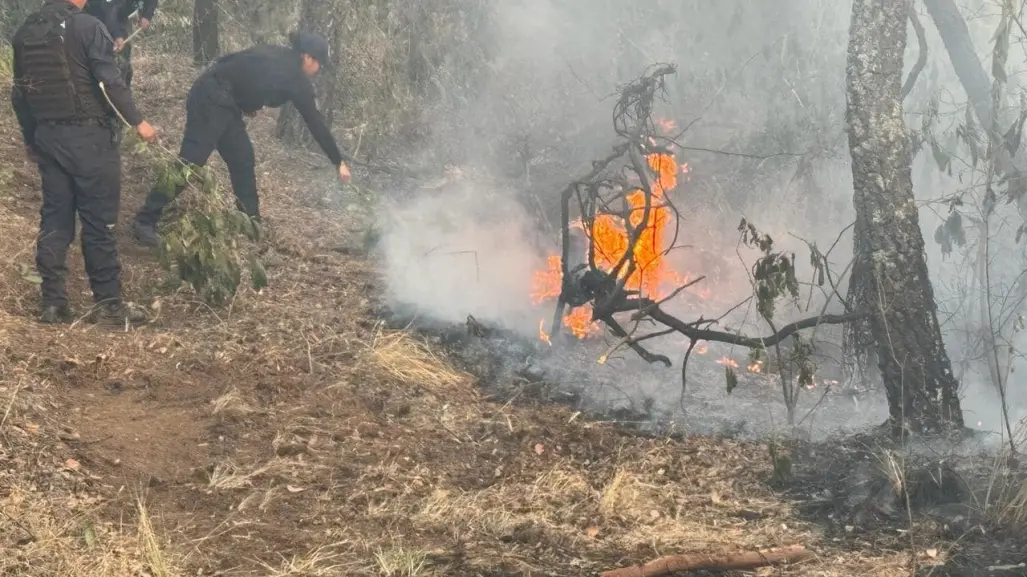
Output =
[{"x1": 288, "y1": 30, "x2": 331, "y2": 68}]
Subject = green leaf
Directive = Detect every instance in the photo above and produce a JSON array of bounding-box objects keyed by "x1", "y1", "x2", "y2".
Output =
[{"x1": 725, "y1": 367, "x2": 738, "y2": 394}]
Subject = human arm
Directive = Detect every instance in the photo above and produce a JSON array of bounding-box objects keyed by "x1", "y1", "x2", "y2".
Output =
[
  {"x1": 79, "y1": 17, "x2": 155, "y2": 139},
  {"x1": 290, "y1": 80, "x2": 352, "y2": 181},
  {"x1": 139, "y1": 0, "x2": 158, "y2": 24}
]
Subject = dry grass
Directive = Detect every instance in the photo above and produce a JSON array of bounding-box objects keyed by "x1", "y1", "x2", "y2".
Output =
[
  {"x1": 204, "y1": 458, "x2": 300, "y2": 492},
  {"x1": 255, "y1": 543, "x2": 359, "y2": 577},
  {"x1": 598, "y1": 469, "x2": 662, "y2": 522},
  {"x1": 0, "y1": 42, "x2": 11, "y2": 84},
  {"x1": 980, "y1": 420, "x2": 1027, "y2": 529},
  {"x1": 364, "y1": 323, "x2": 469, "y2": 388},
  {"x1": 136, "y1": 497, "x2": 176, "y2": 577},
  {"x1": 211, "y1": 387, "x2": 255, "y2": 417},
  {"x1": 0, "y1": 487, "x2": 178, "y2": 577},
  {"x1": 372, "y1": 545, "x2": 430, "y2": 577}
]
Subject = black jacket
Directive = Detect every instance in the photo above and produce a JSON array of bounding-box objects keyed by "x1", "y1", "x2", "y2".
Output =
[
  {"x1": 205, "y1": 45, "x2": 346, "y2": 167},
  {"x1": 10, "y1": 0, "x2": 143, "y2": 147},
  {"x1": 85, "y1": 0, "x2": 159, "y2": 39}
]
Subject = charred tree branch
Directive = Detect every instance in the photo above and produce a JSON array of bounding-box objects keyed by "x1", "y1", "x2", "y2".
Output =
[
  {"x1": 545, "y1": 64, "x2": 867, "y2": 386},
  {"x1": 601, "y1": 316, "x2": 672, "y2": 367}
]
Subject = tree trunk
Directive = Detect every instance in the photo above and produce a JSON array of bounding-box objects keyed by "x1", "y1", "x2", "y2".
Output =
[
  {"x1": 276, "y1": 0, "x2": 341, "y2": 148},
  {"x1": 192, "y1": 0, "x2": 220, "y2": 67},
  {"x1": 845, "y1": 0, "x2": 964, "y2": 436}
]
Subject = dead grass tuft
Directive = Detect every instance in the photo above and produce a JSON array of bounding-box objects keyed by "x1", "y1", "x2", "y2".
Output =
[
  {"x1": 372, "y1": 545, "x2": 430, "y2": 577},
  {"x1": 598, "y1": 469, "x2": 662, "y2": 523},
  {"x1": 211, "y1": 387, "x2": 254, "y2": 417},
  {"x1": 136, "y1": 497, "x2": 175, "y2": 577},
  {"x1": 256, "y1": 542, "x2": 358, "y2": 577},
  {"x1": 415, "y1": 489, "x2": 519, "y2": 539},
  {"x1": 981, "y1": 421, "x2": 1027, "y2": 529},
  {"x1": 0, "y1": 486, "x2": 178, "y2": 577},
  {"x1": 364, "y1": 323, "x2": 468, "y2": 388},
  {"x1": 413, "y1": 468, "x2": 597, "y2": 545}
]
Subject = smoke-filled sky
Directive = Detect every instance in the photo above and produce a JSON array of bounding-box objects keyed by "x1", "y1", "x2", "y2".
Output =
[{"x1": 379, "y1": 0, "x2": 1027, "y2": 439}]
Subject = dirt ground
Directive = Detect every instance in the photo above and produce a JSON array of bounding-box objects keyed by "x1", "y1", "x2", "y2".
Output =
[{"x1": 1, "y1": 53, "x2": 1026, "y2": 577}]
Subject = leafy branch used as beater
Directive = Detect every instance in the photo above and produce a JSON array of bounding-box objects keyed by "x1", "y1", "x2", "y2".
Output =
[{"x1": 100, "y1": 83, "x2": 267, "y2": 307}]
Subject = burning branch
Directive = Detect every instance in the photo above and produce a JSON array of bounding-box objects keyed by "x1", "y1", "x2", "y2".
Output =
[{"x1": 539, "y1": 63, "x2": 864, "y2": 391}]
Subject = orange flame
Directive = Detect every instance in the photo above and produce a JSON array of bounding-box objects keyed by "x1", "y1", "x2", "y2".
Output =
[
  {"x1": 533, "y1": 119, "x2": 691, "y2": 341},
  {"x1": 539, "y1": 320, "x2": 552, "y2": 346},
  {"x1": 716, "y1": 356, "x2": 739, "y2": 369}
]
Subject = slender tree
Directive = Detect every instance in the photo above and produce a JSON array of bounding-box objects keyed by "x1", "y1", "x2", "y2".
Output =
[
  {"x1": 193, "y1": 0, "x2": 220, "y2": 66},
  {"x1": 845, "y1": 0, "x2": 964, "y2": 435}
]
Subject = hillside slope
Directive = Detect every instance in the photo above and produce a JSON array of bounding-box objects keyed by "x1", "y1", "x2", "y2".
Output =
[{"x1": 0, "y1": 51, "x2": 1015, "y2": 577}]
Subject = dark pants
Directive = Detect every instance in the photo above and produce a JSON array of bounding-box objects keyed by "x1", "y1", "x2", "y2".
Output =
[
  {"x1": 135, "y1": 74, "x2": 258, "y2": 227},
  {"x1": 32, "y1": 121, "x2": 123, "y2": 307}
]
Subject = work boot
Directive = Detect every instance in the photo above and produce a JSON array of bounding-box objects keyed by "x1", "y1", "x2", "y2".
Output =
[
  {"x1": 39, "y1": 304, "x2": 75, "y2": 324},
  {"x1": 89, "y1": 301, "x2": 149, "y2": 327},
  {"x1": 132, "y1": 219, "x2": 161, "y2": 248}
]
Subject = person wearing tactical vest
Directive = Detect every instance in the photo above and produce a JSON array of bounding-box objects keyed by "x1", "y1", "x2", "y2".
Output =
[
  {"x1": 131, "y1": 31, "x2": 353, "y2": 248},
  {"x1": 84, "y1": 0, "x2": 159, "y2": 87},
  {"x1": 9, "y1": 0, "x2": 158, "y2": 325}
]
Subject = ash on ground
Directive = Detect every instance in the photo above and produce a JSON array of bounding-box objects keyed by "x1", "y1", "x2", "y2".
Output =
[{"x1": 380, "y1": 303, "x2": 889, "y2": 441}]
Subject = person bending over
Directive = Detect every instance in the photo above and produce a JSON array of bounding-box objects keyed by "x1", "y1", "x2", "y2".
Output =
[{"x1": 132, "y1": 30, "x2": 352, "y2": 248}]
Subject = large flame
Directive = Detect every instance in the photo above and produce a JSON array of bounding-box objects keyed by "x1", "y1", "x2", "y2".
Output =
[
  {"x1": 528, "y1": 122, "x2": 827, "y2": 385},
  {"x1": 531, "y1": 120, "x2": 689, "y2": 340}
]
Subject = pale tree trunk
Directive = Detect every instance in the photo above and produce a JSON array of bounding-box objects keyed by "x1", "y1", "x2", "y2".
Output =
[
  {"x1": 193, "y1": 0, "x2": 220, "y2": 66},
  {"x1": 846, "y1": 0, "x2": 964, "y2": 435},
  {"x1": 276, "y1": 0, "x2": 342, "y2": 147}
]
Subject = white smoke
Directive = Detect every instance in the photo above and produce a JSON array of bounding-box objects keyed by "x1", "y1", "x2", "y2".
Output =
[{"x1": 379, "y1": 179, "x2": 549, "y2": 336}]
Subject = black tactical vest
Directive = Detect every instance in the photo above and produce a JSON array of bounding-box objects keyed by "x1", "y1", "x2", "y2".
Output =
[{"x1": 13, "y1": 3, "x2": 107, "y2": 122}]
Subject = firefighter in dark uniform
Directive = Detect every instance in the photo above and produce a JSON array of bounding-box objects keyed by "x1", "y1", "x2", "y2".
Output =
[
  {"x1": 132, "y1": 31, "x2": 352, "y2": 248},
  {"x1": 84, "y1": 0, "x2": 158, "y2": 87},
  {"x1": 10, "y1": 0, "x2": 158, "y2": 325}
]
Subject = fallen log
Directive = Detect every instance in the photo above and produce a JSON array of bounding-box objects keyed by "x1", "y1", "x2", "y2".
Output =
[{"x1": 598, "y1": 544, "x2": 813, "y2": 577}]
